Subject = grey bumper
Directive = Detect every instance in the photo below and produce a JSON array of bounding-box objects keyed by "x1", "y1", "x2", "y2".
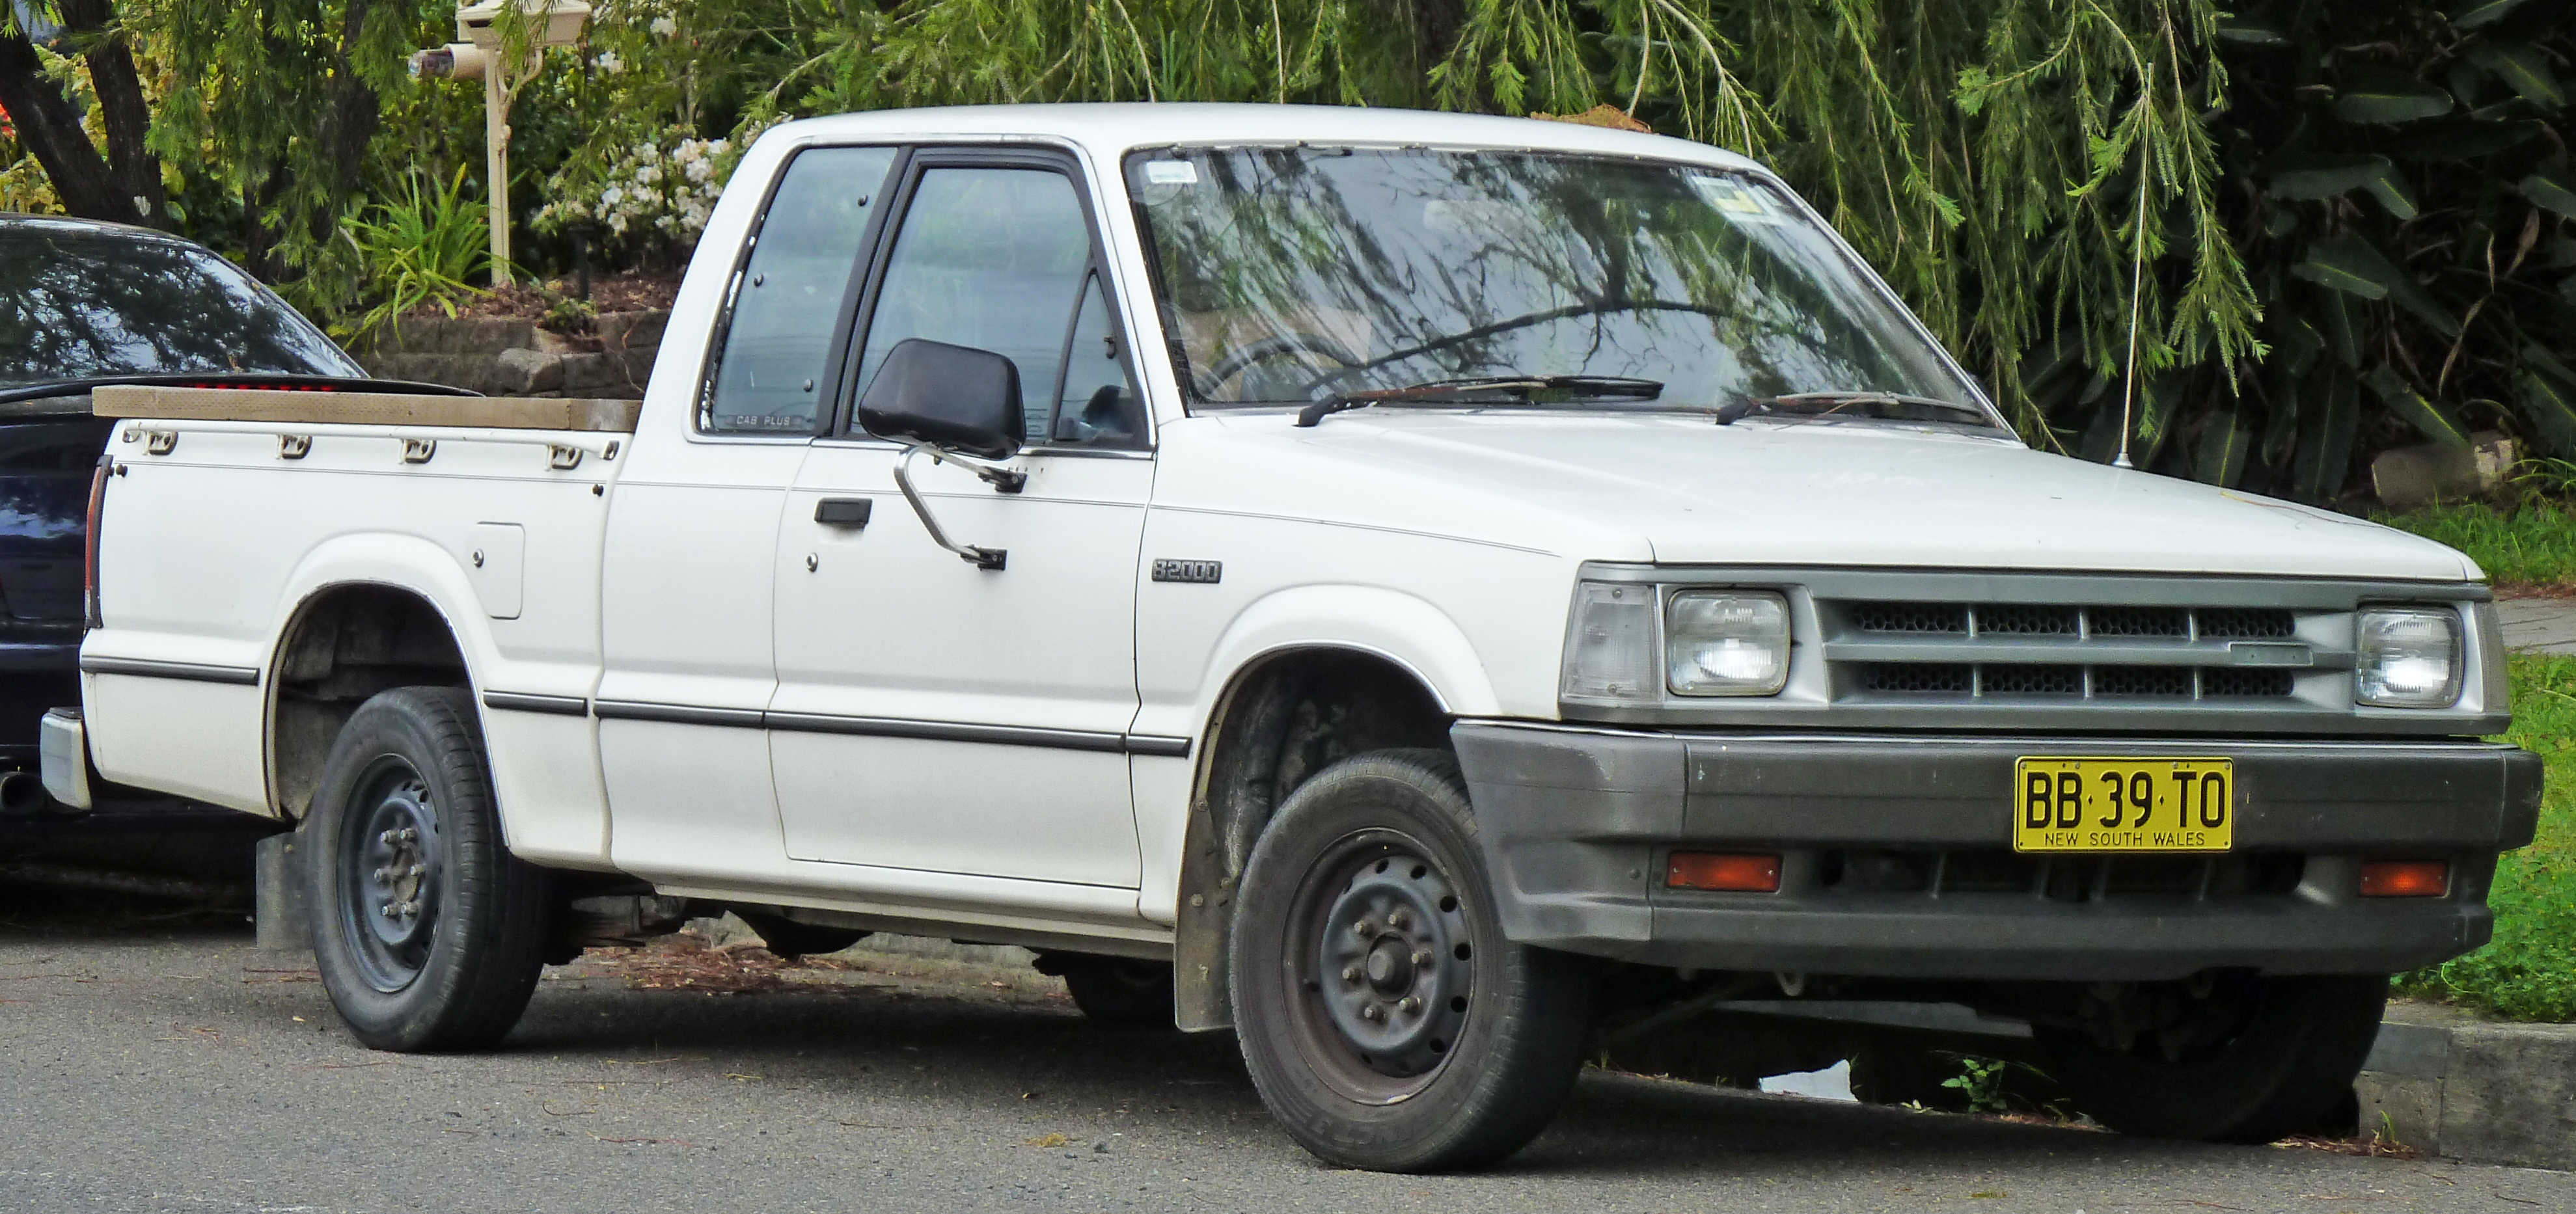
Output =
[{"x1": 1451, "y1": 722, "x2": 2543, "y2": 980}]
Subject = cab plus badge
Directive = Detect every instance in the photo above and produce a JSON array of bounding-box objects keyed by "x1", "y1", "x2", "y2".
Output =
[{"x1": 1151, "y1": 559, "x2": 1223, "y2": 584}]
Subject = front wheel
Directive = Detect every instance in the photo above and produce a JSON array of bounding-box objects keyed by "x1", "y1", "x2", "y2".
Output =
[
  {"x1": 1230, "y1": 749, "x2": 1589, "y2": 1172},
  {"x1": 2036, "y1": 972, "x2": 2388, "y2": 1143},
  {"x1": 309, "y1": 686, "x2": 551, "y2": 1052}
]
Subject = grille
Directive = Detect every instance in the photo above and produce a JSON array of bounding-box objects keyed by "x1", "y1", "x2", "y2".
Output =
[
  {"x1": 1863, "y1": 663, "x2": 1973, "y2": 694},
  {"x1": 1977, "y1": 604, "x2": 2079, "y2": 636},
  {"x1": 2202, "y1": 667, "x2": 2295, "y2": 697},
  {"x1": 1847, "y1": 601, "x2": 1969, "y2": 634},
  {"x1": 2091, "y1": 666, "x2": 2195, "y2": 697},
  {"x1": 1980, "y1": 664, "x2": 2082, "y2": 695},
  {"x1": 1819, "y1": 849, "x2": 2306, "y2": 901},
  {"x1": 1841, "y1": 602, "x2": 2298, "y2": 641},
  {"x1": 2197, "y1": 607, "x2": 2296, "y2": 639},
  {"x1": 1854, "y1": 663, "x2": 2299, "y2": 701},
  {"x1": 2087, "y1": 606, "x2": 2190, "y2": 638},
  {"x1": 1837, "y1": 597, "x2": 2311, "y2": 704}
]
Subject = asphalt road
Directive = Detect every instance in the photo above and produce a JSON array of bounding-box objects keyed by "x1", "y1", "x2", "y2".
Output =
[{"x1": 3, "y1": 897, "x2": 2569, "y2": 1214}]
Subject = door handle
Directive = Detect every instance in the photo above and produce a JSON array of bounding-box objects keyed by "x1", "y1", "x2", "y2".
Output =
[{"x1": 814, "y1": 498, "x2": 873, "y2": 529}]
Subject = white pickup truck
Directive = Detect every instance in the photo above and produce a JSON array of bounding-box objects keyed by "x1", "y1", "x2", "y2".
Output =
[{"x1": 47, "y1": 103, "x2": 2540, "y2": 1172}]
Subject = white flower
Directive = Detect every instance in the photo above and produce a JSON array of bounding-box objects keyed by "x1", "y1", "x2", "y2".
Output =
[
  {"x1": 635, "y1": 143, "x2": 660, "y2": 163},
  {"x1": 594, "y1": 50, "x2": 622, "y2": 73},
  {"x1": 648, "y1": 15, "x2": 676, "y2": 36},
  {"x1": 599, "y1": 186, "x2": 625, "y2": 207},
  {"x1": 684, "y1": 158, "x2": 712, "y2": 183},
  {"x1": 635, "y1": 164, "x2": 661, "y2": 185}
]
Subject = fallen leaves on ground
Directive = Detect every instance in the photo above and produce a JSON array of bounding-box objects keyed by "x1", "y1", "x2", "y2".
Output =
[{"x1": 581, "y1": 934, "x2": 813, "y2": 995}]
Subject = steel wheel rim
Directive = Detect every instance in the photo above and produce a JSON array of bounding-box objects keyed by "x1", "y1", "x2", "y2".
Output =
[
  {"x1": 1280, "y1": 828, "x2": 1475, "y2": 1105},
  {"x1": 338, "y1": 754, "x2": 446, "y2": 993}
]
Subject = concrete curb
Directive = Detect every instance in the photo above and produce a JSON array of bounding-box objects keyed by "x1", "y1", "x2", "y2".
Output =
[{"x1": 2357, "y1": 1003, "x2": 2576, "y2": 1170}]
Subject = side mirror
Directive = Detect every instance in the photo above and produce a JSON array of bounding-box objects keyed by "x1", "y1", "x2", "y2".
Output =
[{"x1": 856, "y1": 338, "x2": 1023, "y2": 462}]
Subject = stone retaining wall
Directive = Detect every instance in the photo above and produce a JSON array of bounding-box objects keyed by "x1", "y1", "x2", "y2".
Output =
[{"x1": 349, "y1": 311, "x2": 670, "y2": 399}]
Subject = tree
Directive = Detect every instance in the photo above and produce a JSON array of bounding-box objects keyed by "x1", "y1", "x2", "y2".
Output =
[{"x1": 0, "y1": 0, "x2": 163, "y2": 226}]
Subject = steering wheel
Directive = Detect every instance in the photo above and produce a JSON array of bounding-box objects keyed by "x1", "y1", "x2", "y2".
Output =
[{"x1": 1201, "y1": 331, "x2": 1363, "y2": 396}]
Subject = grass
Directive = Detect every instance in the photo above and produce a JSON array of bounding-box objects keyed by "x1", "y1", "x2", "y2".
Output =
[
  {"x1": 2400, "y1": 654, "x2": 2576, "y2": 1021},
  {"x1": 2372, "y1": 502, "x2": 2576, "y2": 589}
]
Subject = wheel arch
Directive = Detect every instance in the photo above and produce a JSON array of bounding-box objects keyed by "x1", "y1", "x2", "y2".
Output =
[
  {"x1": 1171, "y1": 643, "x2": 1458, "y2": 1031},
  {"x1": 264, "y1": 537, "x2": 493, "y2": 822}
]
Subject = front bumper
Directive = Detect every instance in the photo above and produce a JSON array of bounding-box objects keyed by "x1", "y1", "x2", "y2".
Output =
[{"x1": 1452, "y1": 722, "x2": 2543, "y2": 980}]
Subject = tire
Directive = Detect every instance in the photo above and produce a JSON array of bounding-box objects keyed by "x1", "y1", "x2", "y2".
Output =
[
  {"x1": 2036, "y1": 972, "x2": 2388, "y2": 1143},
  {"x1": 736, "y1": 910, "x2": 868, "y2": 959},
  {"x1": 1043, "y1": 954, "x2": 1175, "y2": 1027},
  {"x1": 308, "y1": 686, "x2": 551, "y2": 1052},
  {"x1": 1229, "y1": 749, "x2": 1590, "y2": 1172}
]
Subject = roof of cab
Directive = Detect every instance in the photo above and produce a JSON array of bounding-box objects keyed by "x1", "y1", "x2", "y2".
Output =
[{"x1": 765, "y1": 103, "x2": 1761, "y2": 172}]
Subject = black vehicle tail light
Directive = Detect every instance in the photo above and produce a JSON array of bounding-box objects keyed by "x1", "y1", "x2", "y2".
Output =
[{"x1": 84, "y1": 453, "x2": 111, "y2": 630}]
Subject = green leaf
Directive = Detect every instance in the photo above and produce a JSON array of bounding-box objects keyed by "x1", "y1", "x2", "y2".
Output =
[
  {"x1": 2528, "y1": 345, "x2": 2576, "y2": 388},
  {"x1": 2333, "y1": 70, "x2": 2454, "y2": 124},
  {"x1": 2318, "y1": 289, "x2": 2363, "y2": 368},
  {"x1": 2194, "y1": 411, "x2": 2254, "y2": 487},
  {"x1": 2292, "y1": 245, "x2": 2391, "y2": 301},
  {"x1": 2385, "y1": 118, "x2": 2542, "y2": 163},
  {"x1": 2268, "y1": 311, "x2": 2323, "y2": 376},
  {"x1": 2268, "y1": 154, "x2": 2417, "y2": 218},
  {"x1": 2519, "y1": 372, "x2": 2576, "y2": 455},
  {"x1": 2450, "y1": 0, "x2": 2529, "y2": 28},
  {"x1": 2294, "y1": 235, "x2": 2460, "y2": 336},
  {"x1": 2520, "y1": 169, "x2": 2576, "y2": 219},
  {"x1": 2215, "y1": 16, "x2": 2289, "y2": 46},
  {"x1": 2465, "y1": 40, "x2": 2564, "y2": 108},
  {"x1": 2295, "y1": 372, "x2": 2361, "y2": 500},
  {"x1": 2365, "y1": 366, "x2": 2471, "y2": 448}
]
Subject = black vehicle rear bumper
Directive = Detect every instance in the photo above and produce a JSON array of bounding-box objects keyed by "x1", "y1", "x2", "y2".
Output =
[{"x1": 1451, "y1": 722, "x2": 2543, "y2": 980}]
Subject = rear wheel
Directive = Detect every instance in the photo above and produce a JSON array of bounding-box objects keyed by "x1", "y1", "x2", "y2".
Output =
[
  {"x1": 309, "y1": 687, "x2": 549, "y2": 1052},
  {"x1": 1231, "y1": 749, "x2": 1589, "y2": 1172},
  {"x1": 2036, "y1": 972, "x2": 2388, "y2": 1143}
]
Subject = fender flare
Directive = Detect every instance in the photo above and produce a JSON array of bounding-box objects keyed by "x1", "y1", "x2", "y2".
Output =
[{"x1": 261, "y1": 534, "x2": 498, "y2": 817}]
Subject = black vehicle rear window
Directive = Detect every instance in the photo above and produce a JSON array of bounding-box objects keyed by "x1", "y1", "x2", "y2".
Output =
[{"x1": 0, "y1": 228, "x2": 361, "y2": 388}]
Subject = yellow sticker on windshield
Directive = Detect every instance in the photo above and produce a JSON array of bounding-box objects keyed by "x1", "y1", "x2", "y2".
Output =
[{"x1": 1690, "y1": 176, "x2": 1770, "y2": 215}]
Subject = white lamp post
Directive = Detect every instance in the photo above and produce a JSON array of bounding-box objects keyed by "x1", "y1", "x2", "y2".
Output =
[{"x1": 410, "y1": 1, "x2": 590, "y2": 286}]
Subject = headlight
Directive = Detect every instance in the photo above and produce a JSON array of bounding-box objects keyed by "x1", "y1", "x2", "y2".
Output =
[
  {"x1": 1561, "y1": 582, "x2": 1658, "y2": 702},
  {"x1": 2355, "y1": 607, "x2": 2462, "y2": 708},
  {"x1": 1665, "y1": 591, "x2": 1790, "y2": 696}
]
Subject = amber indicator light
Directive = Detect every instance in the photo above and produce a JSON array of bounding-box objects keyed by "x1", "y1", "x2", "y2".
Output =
[
  {"x1": 1666, "y1": 852, "x2": 1782, "y2": 893},
  {"x1": 2359, "y1": 859, "x2": 2449, "y2": 898}
]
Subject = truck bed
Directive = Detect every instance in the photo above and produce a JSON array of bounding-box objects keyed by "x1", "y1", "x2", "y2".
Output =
[{"x1": 78, "y1": 386, "x2": 629, "y2": 865}]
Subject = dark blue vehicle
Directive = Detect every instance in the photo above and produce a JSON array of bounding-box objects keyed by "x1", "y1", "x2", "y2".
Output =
[{"x1": 0, "y1": 213, "x2": 405, "y2": 879}]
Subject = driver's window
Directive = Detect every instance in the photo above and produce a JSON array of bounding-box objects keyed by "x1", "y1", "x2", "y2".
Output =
[{"x1": 854, "y1": 167, "x2": 1091, "y2": 438}]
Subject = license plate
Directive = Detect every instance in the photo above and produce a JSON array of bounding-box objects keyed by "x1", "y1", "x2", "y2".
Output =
[{"x1": 2012, "y1": 757, "x2": 2234, "y2": 853}]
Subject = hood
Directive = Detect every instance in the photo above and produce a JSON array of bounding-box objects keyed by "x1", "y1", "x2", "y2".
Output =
[{"x1": 1162, "y1": 411, "x2": 2477, "y2": 582}]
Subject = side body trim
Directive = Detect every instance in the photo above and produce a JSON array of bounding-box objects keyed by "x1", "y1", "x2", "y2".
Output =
[
  {"x1": 596, "y1": 699, "x2": 1192, "y2": 757},
  {"x1": 79, "y1": 655, "x2": 260, "y2": 686},
  {"x1": 481, "y1": 690, "x2": 590, "y2": 716}
]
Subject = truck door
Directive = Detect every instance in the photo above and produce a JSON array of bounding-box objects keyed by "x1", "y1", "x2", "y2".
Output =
[
  {"x1": 768, "y1": 150, "x2": 1153, "y2": 889},
  {"x1": 597, "y1": 144, "x2": 898, "y2": 883}
]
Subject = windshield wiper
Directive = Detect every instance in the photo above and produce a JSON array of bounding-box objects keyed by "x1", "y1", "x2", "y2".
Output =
[
  {"x1": 1713, "y1": 390, "x2": 1995, "y2": 428},
  {"x1": 1295, "y1": 374, "x2": 1664, "y2": 427}
]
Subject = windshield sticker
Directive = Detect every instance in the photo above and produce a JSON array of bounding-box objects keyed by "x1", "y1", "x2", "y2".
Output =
[
  {"x1": 1144, "y1": 160, "x2": 1199, "y2": 185},
  {"x1": 1690, "y1": 176, "x2": 1782, "y2": 223}
]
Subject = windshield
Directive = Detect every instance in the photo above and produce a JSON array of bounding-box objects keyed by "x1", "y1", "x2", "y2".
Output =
[
  {"x1": 1124, "y1": 147, "x2": 1985, "y2": 420},
  {"x1": 0, "y1": 227, "x2": 360, "y2": 390}
]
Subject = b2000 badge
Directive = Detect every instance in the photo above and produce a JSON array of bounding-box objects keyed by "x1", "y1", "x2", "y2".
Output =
[{"x1": 1152, "y1": 559, "x2": 1222, "y2": 584}]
